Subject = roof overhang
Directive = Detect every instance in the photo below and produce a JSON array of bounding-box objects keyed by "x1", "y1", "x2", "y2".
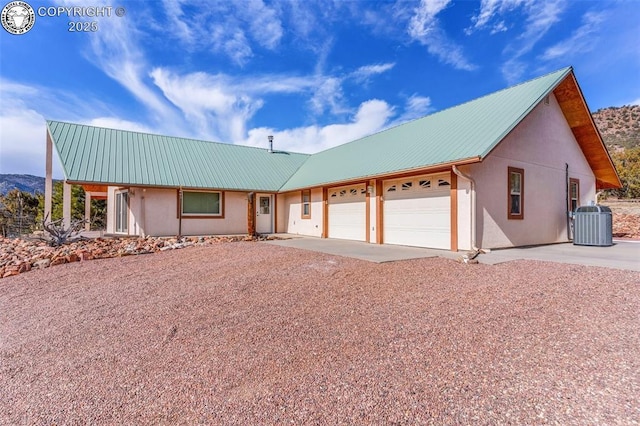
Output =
[
  {"x1": 278, "y1": 156, "x2": 482, "y2": 192},
  {"x1": 553, "y1": 72, "x2": 622, "y2": 190}
]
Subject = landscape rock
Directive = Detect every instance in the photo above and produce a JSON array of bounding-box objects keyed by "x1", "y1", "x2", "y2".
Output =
[
  {"x1": 33, "y1": 259, "x2": 51, "y2": 269},
  {"x1": 0, "y1": 234, "x2": 272, "y2": 280}
]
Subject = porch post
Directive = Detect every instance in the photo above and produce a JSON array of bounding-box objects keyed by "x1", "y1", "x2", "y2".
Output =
[
  {"x1": 247, "y1": 192, "x2": 255, "y2": 236},
  {"x1": 44, "y1": 131, "x2": 53, "y2": 223},
  {"x1": 84, "y1": 192, "x2": 91, "y2": 231},
  {"x1": 63, "y1": 181, "x2": 72, "y2": 229}
]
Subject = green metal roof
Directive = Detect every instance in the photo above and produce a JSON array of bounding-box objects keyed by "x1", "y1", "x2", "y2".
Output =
[
  {"x1": 47, "y1": 121, "x2": 310, "y2": 192},
  {"x1": 279, "y1": 67, "x2": 573, "y2": 191},
  {"x1": 48, "y1": 67, "x2": 574, "y2": 193}
]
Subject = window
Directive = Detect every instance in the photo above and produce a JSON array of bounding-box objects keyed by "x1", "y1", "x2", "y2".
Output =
[
  {"x1": 301, "y1": 189, "x2": 311, "y2": 218},
  {"x1": 401, "y1": 181, "x2": 413, "y2": 190},
  {"x1": 419, "y1": 180, "x2": 431, "y2": 189},
  {"x1": 386, "y1": 184, "x2": 397, "y2": 192},
  {"x1": 115, "y1": 191, "x2": 128, "y2": 233},
  {"x1": 438, "y1": 179, "x2": 451, "y2": 187},
  {"x1": 569, "y1": 178, "x2": 580, "y2": 212},
  {"x1": 182, "y1": 191, "x2": 221, "y2": 216},
  {"x1": 508, "y1": 167, "x2": 524, "y2": 220}
]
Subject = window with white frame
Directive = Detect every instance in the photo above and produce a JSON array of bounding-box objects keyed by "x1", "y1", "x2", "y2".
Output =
[
  {"x1": 115, "y1": 190, "x2": 128, "y2": 233},
  {"x1": 508, "y1": 167, "x2": 524, "y2": 219},
  {"x1": 569, "y1": 178, "x2": 580, "y2": 212}
]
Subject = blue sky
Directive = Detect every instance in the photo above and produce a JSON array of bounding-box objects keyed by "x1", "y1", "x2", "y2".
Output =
[{"x1": 1, "y1": 0, "x2": 639, "y2": 178}]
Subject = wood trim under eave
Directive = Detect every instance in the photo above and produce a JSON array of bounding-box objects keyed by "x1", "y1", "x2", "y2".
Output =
[
  {"x1": 273, "y1": 194, "x2": 278, "y2": 234},
  {"x1": 322, "y1": 187, "x2": 328, "y2": 238},
  {"x1": 450, "y1": 172, "x2": 458, "y2": 252},
  {"x1": 553, "y1": 73, "x2": 622, "y2": 189},
  {"x1": 375, "y1": 180, "x2": 383, "y2": 244},
  {"x1": 365, "y1": 183, "x2": 371, "y2": 243}
]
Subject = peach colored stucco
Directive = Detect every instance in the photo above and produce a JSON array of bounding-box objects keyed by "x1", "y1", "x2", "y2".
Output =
[
  {"x1": 107, "y1": 187, "x2": 248, "y2": 236},
  {"x1": 280, "y1": 189, "x2": 324, "y2": 237},
  {"x1": 463, "y1": 94, "x2": 595, "y2": 249}
]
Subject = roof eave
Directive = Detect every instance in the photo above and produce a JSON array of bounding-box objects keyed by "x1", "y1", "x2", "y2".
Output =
[
  {"x1": 552, "y1": 72, "x2": 623, "y2": 189},
  {"x1": 279, "y1": 156, "x2": 482, "y2": 192}
]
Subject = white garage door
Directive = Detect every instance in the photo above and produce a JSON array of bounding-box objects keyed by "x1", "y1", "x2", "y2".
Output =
[
  {"x1": 328, "y1": 184, "x2": 366, "y2": 241},
  {"x1": 383, "y1": 173, "x2": 451, "y2": 249}
]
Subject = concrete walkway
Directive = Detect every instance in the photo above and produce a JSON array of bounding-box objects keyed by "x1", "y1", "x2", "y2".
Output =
[{"x1": 265, "y1": 235, "x2": 640, "y2": 271}]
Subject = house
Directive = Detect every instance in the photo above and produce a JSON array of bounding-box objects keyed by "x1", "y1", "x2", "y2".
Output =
[{"x1": 44, "y1": 66, "x2": 621, "y2": 250}]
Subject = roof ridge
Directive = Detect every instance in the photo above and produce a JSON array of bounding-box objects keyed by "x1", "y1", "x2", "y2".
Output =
[{"x1": 45, "y1": 120, "x2": 310, "y2": 157}]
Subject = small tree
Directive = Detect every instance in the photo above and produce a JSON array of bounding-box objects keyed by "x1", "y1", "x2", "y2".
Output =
[
  {"x1": 609, "y1": 147, "x2": 640, "y2": 198},
  {"x1": 35, "y1": 183, "x2": 107, "y2": 230},
  {"x1": 0, "y1": 189, "x2": 40, "y2": 237},
  {"x1": 40, "y1": 213, "x2": 87, "y2": 246}
]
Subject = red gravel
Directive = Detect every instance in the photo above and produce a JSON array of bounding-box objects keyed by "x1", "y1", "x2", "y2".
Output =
[{"x1": 1, "y1": 242, "x2": 639, "y2": 424}]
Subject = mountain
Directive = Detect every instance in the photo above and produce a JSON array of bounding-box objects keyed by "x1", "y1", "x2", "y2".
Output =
[
  {"x1": 0, "y1": 174, "x2": 48, "y2": 195},
  {"x1": 592, "y1": 105, "x2": 640, "y2": 151}
]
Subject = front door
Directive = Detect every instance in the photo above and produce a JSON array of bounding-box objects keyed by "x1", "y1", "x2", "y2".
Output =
[{"x1": 256, "y1": 194, "x2": 272, "y2": 234}]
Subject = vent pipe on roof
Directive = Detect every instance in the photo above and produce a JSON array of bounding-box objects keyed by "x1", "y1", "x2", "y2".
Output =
[{"x1": 268, "y1": 135, "x2": 274, "y2": 153}]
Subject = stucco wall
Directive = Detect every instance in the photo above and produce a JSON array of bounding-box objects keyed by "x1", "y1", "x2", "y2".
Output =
[
  {"x1": 281, "y1": 189, "x2": 323, "y2": 237},
  {"x1": 464, "y1": 94, "x2": 595, "y2": 249},
  {"x1": 106, "y1": 186, "x2": 139, "y2": 235},
  {"x1": 107, "y1": 187, "x2": 248, "y2": 236}
]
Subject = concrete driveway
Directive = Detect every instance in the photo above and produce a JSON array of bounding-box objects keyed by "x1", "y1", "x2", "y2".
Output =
[{"x1": 265, "y1": 235, "x2": 640, "y2": 271}]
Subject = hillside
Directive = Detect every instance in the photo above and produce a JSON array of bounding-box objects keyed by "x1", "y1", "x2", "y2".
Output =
[
  {"x1": 592, "y1": 105, "x2": 640, "y2": 150},
  {"x1": 0, "y1": 174, "x2": 49, "y2": 195}
]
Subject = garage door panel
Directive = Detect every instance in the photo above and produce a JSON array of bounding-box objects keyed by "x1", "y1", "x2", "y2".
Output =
[
  {"x1": 328, "y1": 184, "x2": 366, "y2": 241},
  {"x1": 383, "y1": 174, "x2": 451, "y2": 249}
]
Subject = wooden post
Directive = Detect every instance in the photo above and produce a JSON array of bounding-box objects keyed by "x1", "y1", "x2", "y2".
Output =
[
  {"x1": 247, "y1": 192, "x2": 255, "y2": 236},
  {"x1": 178, "y1": 187, "x2": 183, "y2": 238}
]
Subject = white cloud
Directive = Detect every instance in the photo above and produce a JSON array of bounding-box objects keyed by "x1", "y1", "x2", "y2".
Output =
[
  {"x1": 309, "y1": 77, "x2": 346, "y2": 116},
  {"x1": 408, "y1": 0, "x2": 477, "y2": 71},
  {"x1": 244, "y1": 99, "x2": 394, "y2": 154},
  {"x1": 498, "y1": 0, "x2": 567, "y2": 83},
  {"x1": 159, "y1": 0, "x2": 282, "y2": 66},
  {"x1": 0, "y1": 78, "x2": 150, "y2": 178},
  {"x1": 161, "y1": 0, "x2": 194, "y2": 47},
  {"x1": 351, "y1": 63, "x2": 396, "y2": 83},
  {"x1": 392, "y1": 95, "x2": 433, "y2": 125},
  {"x1": 85, "y1": 118, "x2": 152, "y2": 134},
  {"x1": 491, "y1": 21, "x2": 508, "y2": 34},
  {"x1": 467, "y1": 0, "x2": 530, "y2": 33},
  {"x1": 0, "y1": 106, "x2": 52, "y2": 177},
  {"x1": 540, "y1": 11, "x2": 605, "y2": 61},
  {"x1": 150, "y1": 69, "x2": 263, "y2": 142},
  {"x1": 244, "y1": 0, "x2": 283, "y2": 50},
  {"x1": 85, "y1": 8, "x2": 179, "y2": 125}
]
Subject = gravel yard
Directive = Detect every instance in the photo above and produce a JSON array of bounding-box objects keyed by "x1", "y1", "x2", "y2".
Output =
[{"x1": 1, "y1": 242, "x2": 639, "y2": 425}]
